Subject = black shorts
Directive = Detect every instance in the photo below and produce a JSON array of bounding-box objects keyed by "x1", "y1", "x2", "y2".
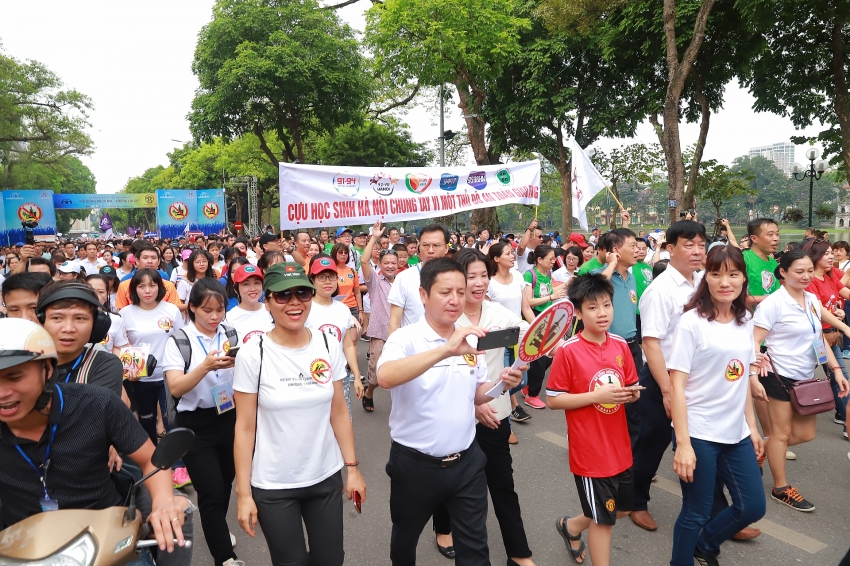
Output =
[
  {"x1": 574, "y1": 469, "x2": 633, "y2": 526},
  {"x1": 759, "y1": 372, "x2": 794, "y2": 402}
]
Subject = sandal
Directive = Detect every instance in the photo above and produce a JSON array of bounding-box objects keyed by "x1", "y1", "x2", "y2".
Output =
[
  {"x1": 555, "y1": 516, "x2": 586, "y2": 564},
  {"x1": 362, "y1": 395, "x2": 374, "y2": 412}
]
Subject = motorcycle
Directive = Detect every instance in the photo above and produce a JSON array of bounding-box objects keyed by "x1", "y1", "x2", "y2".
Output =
[{"x1": 0, "y1": 428, "x2": 195, "y2": 566}]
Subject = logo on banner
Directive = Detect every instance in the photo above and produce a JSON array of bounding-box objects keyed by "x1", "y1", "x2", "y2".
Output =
[
  {"x1": 17, "y1": 204, "x2": 42, "y2": 223},
  {"x1": 60, "y1": 198, "x2": 73, "y2": 205},
  {"x1": 467, "y1": 171, "x2": 487, "y2": 190},
  {"x1": 162, "y1": 191, "x2": 174, "y2": 198},
  {"x1": 405, "y1": 173, "x2": 432, "y2": 194},
  {"x1": 496, "y1": 168, "x2": 513, "y2": 186},
  {"x1": 168, "y1": 202, "x2": 189, "y2": 221},
  {"x1": 333, "y1": 173, "x2": 360, "y2": 197},
  {"x1": 369, "y1": 172, "x2": 397, "y2": 196},
  {"x1": 202, "y1": 202, "x2": 220, "y2": 219},
  {"x1": 440, "y1": 173, "x2": 459, "y2": 191}
]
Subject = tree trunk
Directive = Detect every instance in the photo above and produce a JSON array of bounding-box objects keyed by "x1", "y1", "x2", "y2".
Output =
[
  {"x1": 609, "y1": 179, "x2": 621, "y2": 230},
  {"x1": 559, "y1": 160, "x2": 573, "y2": 235},
  {"x1": 830, "y1": 9, "x2": 850, "y2": 183},
  {"x1": 685, "y1": 71, "x2": 711, "y2": 210}
]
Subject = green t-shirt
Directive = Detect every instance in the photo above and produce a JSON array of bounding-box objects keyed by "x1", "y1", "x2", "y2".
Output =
[
  {"x1": 523, "y1": 267, "x2": 553, "y2": 312},
  {"x1": 407, "y1": 255, "x2": 420, "y2": 267},
  {"x1": 323, "y1": 242, "x2": 333, "y2": 254},
  {"x1": 577, "y1": 256, "x2": 603, "y2": 275},
  {"x1": 632, "y1": 261, "x2": 653, "y2": 314},
  {"x1": 743, "y1": 249, "x2": 779, "y2": 297}
]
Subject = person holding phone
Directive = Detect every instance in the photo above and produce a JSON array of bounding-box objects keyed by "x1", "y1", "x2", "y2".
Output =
[
  {"x1": 163, "y1": 279, "x2": 240, "y2": 566},
  {"x1": 233, "y1": 263, "x2": 365, "y2": 566}
]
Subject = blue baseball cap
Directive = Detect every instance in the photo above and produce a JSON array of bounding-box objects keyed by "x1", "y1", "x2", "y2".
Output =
[{"x1": 336, "y1": 227, "x2": 352, "y2": 238}]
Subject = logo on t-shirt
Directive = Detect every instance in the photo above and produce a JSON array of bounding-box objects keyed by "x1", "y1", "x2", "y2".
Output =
[
  {"x1": 615, "y1": 355, "x2": 623, "y2": 368},
  {"x1": 462, "y1": 354, "x2": 477, "y2": 367},
  {"x1": 589, "y1": 369, "x2": 625, "y2": 414},
  {"x1": 319, "y1": 324, "x2": 343, "y2": 342},
  {"x1": 310, "y1": 358, "x2": 332, "y2": 384},
  {"x1": 157, "y1": 317, "x2": 174, "y2": 332},
  {"x1": 641, "y1": 267, "x2": 653, "y2": 281},
  {"x1": 243, "y1": 330, "x2": 264, "y2": 343},
  {"x1": 539, "y1": 283, "x2": 551, "y2": 297},
  {"x1": 761, "y1": 270, "x2": 775, "y2": 292},
  {"x1": 222, "y1": 340, "x2": 231, "y2": 354},
  {"x1": 629, "y1": 289, "x2": 637, "y2": 304},
  {"x1": 725, "y1": 359, "x2": 744, "y2": 382}
]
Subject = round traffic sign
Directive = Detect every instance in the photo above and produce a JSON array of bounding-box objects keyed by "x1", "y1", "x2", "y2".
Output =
[
  {"x1": 517, "y1": 301, "x2": 575, "y2": 362},
  {"x1": 234, "y1": 221, "x2": 243, "y2": 231}
]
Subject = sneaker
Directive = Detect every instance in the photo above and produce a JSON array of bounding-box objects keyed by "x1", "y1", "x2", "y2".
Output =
[
  {"x1": 771, "y1": 486, "x2": 815, "y2": 512},
  {"x1": 172, "y1": 467, "x2": 192, "y2": 489},
  {"x1": 511, "y1": 406, "x2": 532, "y2": 422},
  {"x1": 360, "y1": 374, "x2": 367, "y2": 388},
  {"x1": 847, "y1": 451, "x2": 850, "y2": 463},
  {"x1": 521, "y1": 386, "x2": 529, "y2": 397},
  {"x1": 843, "y1": 350, "x2": 850, "y2": 359},
  {"x1": 230, "y1": 532, "x2": 237, "y2": 548},
  {"x1": 360, "y1": 336, "x2": 370, "y2": 342},
  {"x1": 786, "y1": 449, "x2": 797, "y2": 460},
  {"x1": 524, "y1": 396, "x2": 546, "y2": 409},
  {"x1": 693, "y1": 549, "x2": 720, "y2": 566},
  {"x1": 836, "y1": 415, "x2": 846, "y2": 425},
  {"x1": 222, "y1": 560, "x2": 245, "y2": 566}
]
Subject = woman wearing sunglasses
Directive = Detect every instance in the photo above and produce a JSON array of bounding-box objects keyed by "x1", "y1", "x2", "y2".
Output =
[
  {"x1": 233, "y1": 263, "x2": 365, "y2": 566},
  {"x1": 331, "y1": 243, "x2": 363, "y2": 323},
  {"x1": 306, "y1": 254, "x2": 364, "y2": 415}
]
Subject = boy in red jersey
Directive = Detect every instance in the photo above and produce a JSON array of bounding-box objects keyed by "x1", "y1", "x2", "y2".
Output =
[{"x1": 546, "y1": 273, "x2": 640, "y2": 565}]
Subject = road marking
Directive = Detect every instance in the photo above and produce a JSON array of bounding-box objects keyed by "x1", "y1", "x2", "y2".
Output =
[{"x1": 537, "y1": 431, "x2": 827, "y2": 554}]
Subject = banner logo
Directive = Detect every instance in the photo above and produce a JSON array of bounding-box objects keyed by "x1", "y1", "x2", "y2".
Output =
[
  {"x1": 495, "y1": 168, "x2": 513, "y2": 186},
  {"x1": 17, "y1": 203, "x2": 42, "y2": 223},
  {"x1": 369, "y1": 172, "x2": 397, "y2": 196},
  {"x1": 202, "y1": 201, "x2": 220, "y2": 219},
  {"x1": 405, "y1": 173, "x2": 432, "y2": 194},
  {"x1": 467, "y1": 171, "x2": 487, "y2": 190},
  {"x1": 168, "y1": 202, "x2": 188, "y2": 220},
  {"x1": 440, "y1": 173, "x2": 459, "y2": 191},
  {"x1": 333, "y1": 173, "x2": 360, "y2": 197}
]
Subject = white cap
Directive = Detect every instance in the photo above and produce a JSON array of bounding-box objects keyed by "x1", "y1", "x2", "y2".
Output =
[{"x1": 57, "y1": 261, "x2": 81, "y2": 274}]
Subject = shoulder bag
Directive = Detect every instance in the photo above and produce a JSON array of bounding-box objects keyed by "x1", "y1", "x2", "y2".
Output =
[{"x1": 767, "y1": 353, "x2": 835, "y2": 416}]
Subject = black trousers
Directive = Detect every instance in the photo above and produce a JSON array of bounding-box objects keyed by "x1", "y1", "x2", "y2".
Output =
[
  {"x1": 387, "y1": 441, "x2": 490, "y2": 566},
  {"x1": 626, "y1": 339, "x2": 644, "y2": 454},
  {"x1": 253, "y1": 471, "x2": 345, "y2": 566},
  {"x1": 175, "y1": 408, "x2": 237, "y2": 565},
  {"x1": 527, "y1": 355, "x2": 552, "y2": 398},
  {"x1": 475, "y1": 418, "x2": 532, "y2": 559}
]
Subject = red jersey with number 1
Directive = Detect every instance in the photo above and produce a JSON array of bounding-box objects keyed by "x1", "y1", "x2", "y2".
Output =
[{"x1": 546, "y1": 332, "x2": 638, "y2": 477}]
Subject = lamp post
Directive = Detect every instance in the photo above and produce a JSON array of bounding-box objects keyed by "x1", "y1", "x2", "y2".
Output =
[{"x1": 791, "y1": 147, "x2": 828, "y2": 228}]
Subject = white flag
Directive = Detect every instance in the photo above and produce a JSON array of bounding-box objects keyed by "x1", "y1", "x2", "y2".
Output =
[{"x1": 570, "y1": 138, "x2": 608, "y2": 231}]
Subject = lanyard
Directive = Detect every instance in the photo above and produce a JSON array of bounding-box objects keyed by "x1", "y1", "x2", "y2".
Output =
[
  {"x1": 15, "y1": 385, "x2": 64, "y2": 502},
  {"x1": 62, "y1": 352, "x2": 85, "y2": 384},
  {"x1": 196, "y1": 333, "x2": 222, "y2": 379},
  {"x1": 804, "y1": 300, "x2": 818, "y2": 335}
]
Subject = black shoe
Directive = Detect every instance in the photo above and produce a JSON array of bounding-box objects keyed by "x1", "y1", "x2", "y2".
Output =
[
  {"x1": 694, "y1": 549, "x2": 720, "y2": 566},
  {"x1": 771, "y1": 486, "x2": 815, "y2": 512},
  {"x1": 511, "y1": 406, "x2": 532, "y2": 422},
  {"x1": 436, "y1": 538, "x2": 455, "y2": 559}
]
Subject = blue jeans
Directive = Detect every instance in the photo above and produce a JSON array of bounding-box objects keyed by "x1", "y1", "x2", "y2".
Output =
[
  {"x1": 822, "y1": 343, "x2": 849, "y2": 422},
  {"x1": 670, "y1": 437, "x2": 766, "y2": 565}
]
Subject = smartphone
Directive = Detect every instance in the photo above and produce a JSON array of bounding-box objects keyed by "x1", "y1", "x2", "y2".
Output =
[
  {"x1": 353, "y1": 491, "x2": 362, "y2": 514},
  {"x1": 227, "y1": 346, "x2": 241, "y2": 358},
  {"x1": 476, "y1": 327, "x2": 520, "y2": 351},
  {"x1": 628, "y1": 385, "x2": 647, "y2": 391}
]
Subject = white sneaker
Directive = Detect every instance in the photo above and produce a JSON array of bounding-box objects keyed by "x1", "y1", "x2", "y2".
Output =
[
  {"x1": 847, "y1": 451, "x2": 850, "y2": 463},
  {"x1": 786, "y1": 449, "x2": 797, "y2": 460},
  {"x1": 222, "y1": 559, "x2": 244, "y2": 566},
  {"x1": 230, "y1": 532, "x2": 237, "y2": 548}
]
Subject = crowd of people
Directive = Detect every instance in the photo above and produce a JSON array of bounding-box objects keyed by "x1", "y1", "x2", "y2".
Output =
[{"x1": 1, "y1": 215, "x2": 850, "y2": 566}]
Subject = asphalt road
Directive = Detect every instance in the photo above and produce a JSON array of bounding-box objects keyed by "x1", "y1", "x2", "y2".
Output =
[{"x1": 187, "y1": 344, "x2": 850, "y2": 566}]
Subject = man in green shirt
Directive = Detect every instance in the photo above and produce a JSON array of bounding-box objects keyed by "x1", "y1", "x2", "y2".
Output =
[
  {"x1": 577, "y1": 233, "x2": 607, "y2": 275},
  {"x1": 742, "y1": 218, "x2": 780, "y2": 309},
  {"x1": 632, "y1": 238, "x2": 653, "y2": 313}
]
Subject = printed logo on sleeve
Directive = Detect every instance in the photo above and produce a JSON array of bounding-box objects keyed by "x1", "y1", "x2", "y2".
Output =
[
  {"x1": 310, "y1": 359, "x2": 332, "y2": 384},
  {"x1": 724, "y1": 359, "x2": 744, "y2": 382},
  {"x1": 589, "y1": 369, "x2": 624, "y2": 414}
]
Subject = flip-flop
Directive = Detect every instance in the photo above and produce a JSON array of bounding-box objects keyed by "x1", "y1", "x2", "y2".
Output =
[
  {"x1": 362, "y1": 395, "x2": 374, "y2": 412},
  {"x1": 556, "y1": 516, "x2": 586, "y2": 564}
]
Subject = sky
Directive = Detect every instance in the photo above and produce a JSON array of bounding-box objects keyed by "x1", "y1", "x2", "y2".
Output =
[{"x1": 0, "y1": 0, "x2": 827, "y2": 194}]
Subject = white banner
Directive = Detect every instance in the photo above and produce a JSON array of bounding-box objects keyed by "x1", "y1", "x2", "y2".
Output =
[{"x1": 279, "y1": 161, "x2": 541, "y2": 229}]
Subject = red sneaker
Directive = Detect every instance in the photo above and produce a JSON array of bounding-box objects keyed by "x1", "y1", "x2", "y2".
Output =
[
  {"x1": 524, "y1": 396, "x2": 546, "y2": 409},
  {"x1": 522, "y1": 386, "x2": 529, "y2": 397}
]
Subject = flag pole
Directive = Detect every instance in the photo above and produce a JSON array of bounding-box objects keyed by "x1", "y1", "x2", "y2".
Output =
[{"x1": 606, "y1": 186, "x2": 625, "y2": 211}]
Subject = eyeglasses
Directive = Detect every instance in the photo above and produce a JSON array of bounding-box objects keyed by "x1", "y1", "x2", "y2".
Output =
[
  {"x1": 271, "y1": 287, "x2": 315, "y2": 303},
  {"x1": 420, "y1": 243, "x2": 446, "y2": 251},
  {"x1": 379, "y1": 249, "x2": 398, "y2": 257},
  {"x1": 314, "y1": 274, "x2": 335, "y2": 283}
]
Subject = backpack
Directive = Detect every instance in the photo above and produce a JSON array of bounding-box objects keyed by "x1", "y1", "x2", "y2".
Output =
[{"x1": 164, "y1": 324, "x2": 239, "y2": 425}]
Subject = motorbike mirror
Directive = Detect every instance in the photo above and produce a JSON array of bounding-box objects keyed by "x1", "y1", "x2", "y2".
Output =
[{"x1": 151, "y1": 428, "x2": 195, "y2": 470}]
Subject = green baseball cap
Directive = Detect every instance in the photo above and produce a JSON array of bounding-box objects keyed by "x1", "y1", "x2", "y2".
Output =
[{"x1": 263, "y1": 262, "x2": 315, "y2": 293}]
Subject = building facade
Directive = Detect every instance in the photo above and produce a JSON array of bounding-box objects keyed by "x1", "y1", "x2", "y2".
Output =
[{"x1": 749, "y1": 142, "x2": 796, "y2": 176}]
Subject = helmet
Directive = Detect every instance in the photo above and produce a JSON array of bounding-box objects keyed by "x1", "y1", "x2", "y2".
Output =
[{"x1": 0, "y1": 319, "x2": 58, "y2": 372}]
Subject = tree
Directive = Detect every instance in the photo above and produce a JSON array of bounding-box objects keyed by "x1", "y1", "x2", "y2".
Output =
[
  {"x1": 190, "y1": 0, "x2": 368, "y2": 166},
  {"x1": 365, "y1": 0, "x2": 530, "y2": 232},
  {"x1": 590, "y1": 143, "x2": 665, "y2": 227},
  {"x1": 694, "y1": 159, "x2": 755, "y2": 219},
  {"x1": 311, "y1": 120, "x2": 433, "y2": 167}
]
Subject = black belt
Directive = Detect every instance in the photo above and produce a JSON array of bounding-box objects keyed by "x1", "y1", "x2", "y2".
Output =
[
  {"x1": 393, "y1": 441, "x2": 468, "y2": 468},
  {"x1": 824, "y1": 328, "x2": 840, "y2": 333}
]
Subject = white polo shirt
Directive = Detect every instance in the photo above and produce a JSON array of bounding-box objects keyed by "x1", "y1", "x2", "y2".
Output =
[
  {"x1": 514, "y1": 250, "x2": 533, "y2": 273},
  {"x1": 162, "y1": 321, "x2": 236, "y2": 412},
  {"x1": 377, "y1": 318, "x2": 489, "y2": 456},
  {"x1": 638, "y1": 265, "x2": 703, "y2": 362},
  {"x1": 753, "y1": 287, "x2": 822, "y2": 381},
  {"x1": 387, "y1": 263, "x2": 424, "y2": 327},
  {"x1": 79, "y1": 257, "x2": 106, "y2": 276}
]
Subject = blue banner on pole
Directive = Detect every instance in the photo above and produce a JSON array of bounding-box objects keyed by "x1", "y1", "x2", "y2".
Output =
[
  {"x1": 195, "y1": 189, "x2": 226, "y2": 235},
  {"x1": 2, "y1": 190, "x2": 57, "y2": 245},
  {"x1": 155, "y1": 190, "x2": 198, "y2": 239}
]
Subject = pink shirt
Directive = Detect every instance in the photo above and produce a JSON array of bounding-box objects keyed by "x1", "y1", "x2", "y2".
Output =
[{"x1": 364, "y1": 268, "x2": 394, "y2": 341}]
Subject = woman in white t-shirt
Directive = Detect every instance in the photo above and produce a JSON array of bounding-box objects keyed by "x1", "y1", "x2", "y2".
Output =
[
  {"x1": 751, "y1": 250, "x2": 850, "y2": 512},
  {"x1": 163, "y1": 279, "x2": 240, "y2": 566},
  {"x1": 223, "y1": 263, "x2": 273, "y2": 345},
  {"x1": 487, "y1": 242, "x2": 535, "y2": 425},
  {"x1": 456, "y1": 248, "x2": 535, "y2": 566},
  {"x1": 305, "y1": 255, "x2": 364, "y2": 416},
  {"x1": 121, "y1": 269, "x2": 184, "y2": 445},
  {"x1": 176, "y1": 250, "x2": 217, "y2": 314},
  {"x1": 667, "y1": 246, "x2": 765, "y2": 565},
  {"x1": 552, "y1": 245, "x2": 584, "y2": 286},
  {"x1": 233, "y1": 262, "x2": 365, "y2": 566},
  {"x1": 86, "y1": 274, "x2": 129, "y2": 354}
]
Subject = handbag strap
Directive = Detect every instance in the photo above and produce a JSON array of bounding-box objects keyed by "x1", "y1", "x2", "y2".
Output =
[{"x1": 764, "y1": 352, "x2": 793, "y2": 394}]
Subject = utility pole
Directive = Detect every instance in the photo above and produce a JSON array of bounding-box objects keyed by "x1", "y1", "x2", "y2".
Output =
[{"x1": 439, "y1": 85, "x2": 445, "y2": 167}]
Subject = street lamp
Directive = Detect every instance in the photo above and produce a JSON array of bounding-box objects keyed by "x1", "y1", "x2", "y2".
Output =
[{"x1": 791, "y1": 147, "x2": 828, "y2": 228}]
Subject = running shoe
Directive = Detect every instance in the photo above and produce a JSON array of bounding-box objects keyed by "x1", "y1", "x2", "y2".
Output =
[
  {"x1": 222, "y1": 560, "x2": 245, "y2": 566},
  {"x1": 361, "y1": 336, "x2": 371, "y2": 342},
  {"x1": 843, "y1": 350, "x2": 850, "y2": 359},
  {"x1": 511, "y1": 406, "x2": 532, "y2": 422},
  {"x1": 521, "y1": 386, "x2": 529, "y2": 397},
  {"x1": 771, "y1": 486, "x2": 815, "y2": 512},
  {"x1": 230, "y1": 532, "x2": 237, "y2": 548},
  {"x1": 172, "y1": 467, "x2": 192, "y2": 489},
  {"x1": 786, "y1": 449, "x2": 797, "y2": 460},
  {"x1": 524, "y1": 396, "x2": 546, "y2": 409},
  {"x1": 693, "y1": 549, "x2": 720, "y2": 566},
  {"x1": 835, "y1": 415, "x2": 846, "y2": 425}
]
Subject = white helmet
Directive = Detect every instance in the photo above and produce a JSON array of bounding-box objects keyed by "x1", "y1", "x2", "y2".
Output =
[{"x1": 0, "y1": 319, "x2": 58, "y2": 371}]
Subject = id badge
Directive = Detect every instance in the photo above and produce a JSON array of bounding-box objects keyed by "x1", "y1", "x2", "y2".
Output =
[
  {"x1": 813, "y1": 338, "x2": 829, "y2": 365},
  {"x1": 211, "y1": 383, "x2": 235, "y2": 414},
  {"x1": 40, "y1": 497, "x2": 58, "y2": 512}
]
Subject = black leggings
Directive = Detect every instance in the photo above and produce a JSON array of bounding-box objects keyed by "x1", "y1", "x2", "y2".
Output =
[
  {"x1": 126, "y1": 380, "x2": 168, "y2": 443},
  {"x1": 253, "y1": 471, "x2": 344, "y2": 566},
  {"x1": 527, "y1": 356, "x2": 552, "y2": 398}
]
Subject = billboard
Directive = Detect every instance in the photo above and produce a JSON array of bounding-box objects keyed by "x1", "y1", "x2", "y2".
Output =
[
  {"x1": 155, "y1": 190, "x2": 197, "y2": 239},
  {"x1": 195, "y1": 189, "x2": 226, "y2": 235},
  {"x1": 2, "y1": 190, "x2": 57, "y2": 245},
  {"x1": 53, "y1": 193, "x2": 156, "y2": 209}
]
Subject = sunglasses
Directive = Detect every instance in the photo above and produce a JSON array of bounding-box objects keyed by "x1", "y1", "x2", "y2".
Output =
[
  {"x1": 271, "y1": 287, "x2": 315, "y2": 304},
  {"x1": 379, "y1": 249, "x2": 398, "y2": 257}
]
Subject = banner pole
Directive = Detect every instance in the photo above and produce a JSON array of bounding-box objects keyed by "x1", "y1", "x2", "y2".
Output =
[{"x1": 606, "y1": 186, "x2": 625, "y2": 211}]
